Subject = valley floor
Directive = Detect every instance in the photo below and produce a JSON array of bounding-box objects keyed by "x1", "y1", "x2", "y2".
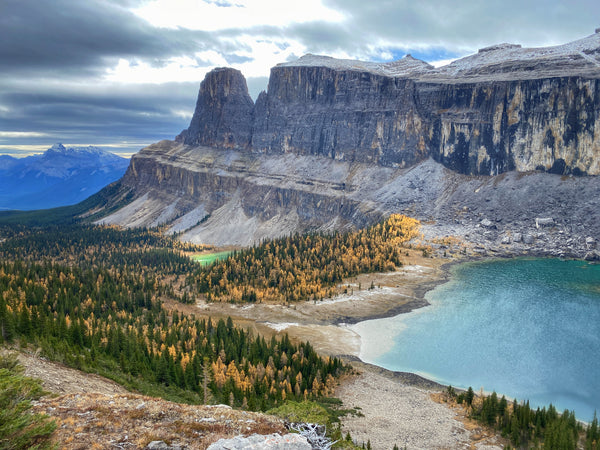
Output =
[{"x1": 8, "y1": 249, "x2": 508, "y2": 449}]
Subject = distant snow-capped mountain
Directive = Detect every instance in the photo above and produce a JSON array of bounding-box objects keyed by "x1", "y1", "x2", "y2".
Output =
[{"x1": 0, "y1": 143, "x2": 129, "y2": 211}]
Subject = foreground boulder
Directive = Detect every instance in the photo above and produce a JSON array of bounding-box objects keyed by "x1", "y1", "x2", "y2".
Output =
[{"x1": 207, "y1": 433, "x2": 311, "y2": 450}]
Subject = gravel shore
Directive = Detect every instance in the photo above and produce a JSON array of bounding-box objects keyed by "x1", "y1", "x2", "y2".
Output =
[
  {"x1": 335, "y1": 363, "x2": 470, "y2": 449},
  {"x1": 335, "y1": 359, "x2": 504, "y2": 449}
]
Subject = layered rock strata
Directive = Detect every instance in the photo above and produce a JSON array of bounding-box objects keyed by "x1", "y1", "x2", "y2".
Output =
[
  {"x1": 177, "y1": 32, "x2": 600, "y2": 176},
  {"x1": 98, "y1": 32, "x2": 600, "y2": 251}
]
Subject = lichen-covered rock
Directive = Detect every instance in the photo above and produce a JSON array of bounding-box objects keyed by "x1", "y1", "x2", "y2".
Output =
[{"x1": 207, "y1": 433, "x2": 311, "y2": 450}]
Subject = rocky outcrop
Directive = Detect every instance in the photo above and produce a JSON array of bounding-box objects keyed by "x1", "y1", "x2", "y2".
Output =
[
  {"x1": 176, "y1": 67, "x2": 253, "y2": 150},
  {"x1": 424, "y1": 77, "x2": 600, "y2": 176},
  {"x1": 178, "y1": 32, "x2": 600, "y2": 176},
  {"x1": 207, "y1": 433, "x2": 311, "y2": 450},
  {"x1": 97, "y1": 139, "x2": 600, "y2": 256},
  {"x1": 251, "y1": 62, "x2": 430, "y2": 168}
]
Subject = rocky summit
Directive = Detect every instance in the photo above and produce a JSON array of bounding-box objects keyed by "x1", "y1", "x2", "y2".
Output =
[{"x1": 96, "y1": 32, "x2": 600, "y2": 254}]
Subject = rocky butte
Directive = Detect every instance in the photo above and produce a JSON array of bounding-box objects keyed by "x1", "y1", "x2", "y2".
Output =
[{"x1": 96, "y1": 31, "x2": 600, "y2": 256}]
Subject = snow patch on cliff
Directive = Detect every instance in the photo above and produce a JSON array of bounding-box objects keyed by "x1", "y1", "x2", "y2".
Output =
[
  {"x1": 278, "y1": 53, "x2": 434, "y2": 77},
  {"x1": 282, "y1": 32, "x2": 600, "y2": 80}
]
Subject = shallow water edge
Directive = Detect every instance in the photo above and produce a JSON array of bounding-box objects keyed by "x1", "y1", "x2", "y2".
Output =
[{"x1": 349, "y1": 256, "x2": 600, "y2": 421}]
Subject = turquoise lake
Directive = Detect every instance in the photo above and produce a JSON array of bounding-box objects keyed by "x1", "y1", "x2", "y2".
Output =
[{"x1": 351, "y1": 258, "x2": 600, "y2": 421}]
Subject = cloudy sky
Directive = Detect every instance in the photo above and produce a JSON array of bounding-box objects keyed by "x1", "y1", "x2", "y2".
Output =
[{"x1": 1, "y1": 0, "x2": 598, "y2": 157}]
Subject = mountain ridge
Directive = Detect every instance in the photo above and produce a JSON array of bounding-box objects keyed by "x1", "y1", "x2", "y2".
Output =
[
  {"x1": 0, "y1": 143, "x2": 129, "y2": 211},
  {"x1": 277, "y1": 31, "x2": 600, "y2": 81},
  {"x1": 95, "y1": 32, "x2": 600, "y2": 253},
  {"x1": 174, "y1": 31, "x2": 600, "y2": 176}
]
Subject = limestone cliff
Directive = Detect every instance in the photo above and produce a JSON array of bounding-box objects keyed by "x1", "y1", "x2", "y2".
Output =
[
  {"x1": 180, "y1": 32, "x2": 600, "y2": 176},
  {"x1": 176, "y1": 67, "x2": 253, "y2": 150},
  {"x1": 97, "y1": 32, "x2": 600, "y2": 252}
]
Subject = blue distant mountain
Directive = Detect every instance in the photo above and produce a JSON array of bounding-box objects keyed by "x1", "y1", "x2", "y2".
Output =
[{"x1": 0, "y1": 143, "x2": 129, "y2": 211}]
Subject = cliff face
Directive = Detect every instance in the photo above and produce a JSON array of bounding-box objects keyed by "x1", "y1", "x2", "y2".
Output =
[
  {"x1": 96, "y1": 33, "x2": 600, "y2": 251},
  {"x1": 251, "y1": 65, "x2": 430, "y2": 168},
  {"x1": 424, "y1": 77, "x2": 600, "y2": 176},
  {"x1": 109, "y1": 140, "x2": 384, "y2": 246},
  {"x1": 176, "y1": 67, "x2": 253, "y2": 150},
  {"x1": 178, "y1": 33, "x2": 600, "y2": 176}
]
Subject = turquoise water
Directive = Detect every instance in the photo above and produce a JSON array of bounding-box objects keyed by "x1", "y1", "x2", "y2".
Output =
[
  {"x1": 191, "y1": 251, "x2": 232, "y2": 266},
  {"x1": 353, "y1": 258, "x2": 600, "y2": 421}
]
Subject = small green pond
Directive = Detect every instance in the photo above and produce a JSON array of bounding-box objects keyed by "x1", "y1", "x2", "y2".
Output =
[{"x1": 191, "y1": 251, "x2": 233, "y2": 266}]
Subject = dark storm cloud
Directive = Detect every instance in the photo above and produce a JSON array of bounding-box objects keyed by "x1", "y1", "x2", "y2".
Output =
[
  {"x1": 0, "y1": 0, "x2": 222, "y2": 154},
  {"x1": 0, "y1": 0, "x2": 217, "y2": 77},
  {"x1": 0, "y1": 79, "x2": 198, "y2": 153},
  {"x1": 320, "y1": 0, "x2": 600, "y2": 52}
]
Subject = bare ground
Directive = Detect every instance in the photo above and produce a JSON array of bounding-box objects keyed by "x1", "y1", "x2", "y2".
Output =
[
  {"x1": 334, "y1": 360, "x2": 504, "y2": 450},
  {"x1": 4, "y1": 349, "x2": 287, "y2": 449},
  {"x1": 32, "y1": 393, "x2": 286, "y2": 449},
  {"x1": 15, "y1": 350, "x2": 128, "y2": 396}
]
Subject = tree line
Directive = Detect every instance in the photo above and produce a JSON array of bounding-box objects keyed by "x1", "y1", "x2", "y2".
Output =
[{"x1": 449, "y1": 386, "x2": 599, "y2": 449}]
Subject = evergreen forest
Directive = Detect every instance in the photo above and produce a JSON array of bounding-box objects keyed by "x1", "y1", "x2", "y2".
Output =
[
  {"x1": 189, "y1": 214, "x2": 421, "y2": 303},
  {"x1": 0, "y1": 224, "x2": 344, "y2": 409},
  {"x1": 448, "y1": 385, "x2": 600, "y2": 449},
  {"x1": 0, "y1": 215, "x2": 419, "y2": 412}
]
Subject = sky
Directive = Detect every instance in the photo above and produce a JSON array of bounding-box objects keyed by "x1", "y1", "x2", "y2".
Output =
[{"x1": 1, "y1": 0, "x2": 598, "y2": 158}]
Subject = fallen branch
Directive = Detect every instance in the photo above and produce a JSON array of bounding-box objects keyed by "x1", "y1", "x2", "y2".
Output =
[{"x1": 287, "y1": 422, "x2": 338, "y2": 450}]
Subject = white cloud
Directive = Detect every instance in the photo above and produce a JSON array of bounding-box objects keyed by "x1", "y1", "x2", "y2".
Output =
[
  {"x1": 0, "y1": 131, "x2": 49, "y2": 139},
  {"x1": 105, "y1": 36, "x2": 308, "y2": 83},
  {"x1": 132, "y1": 0, "x2": 346, "y2": 31},
  {"x1": 226, "y1": 35, "x2": 306, "y2": 77},
  {"x1": 171, "y1": 109, "x2": 194, "y2": 120},
  {"x1": 105, "y1": 57, "x2": 212, "y2": 84},
  {"x1": 0, "y1": 145, "x2": 48, "y2": 157}
]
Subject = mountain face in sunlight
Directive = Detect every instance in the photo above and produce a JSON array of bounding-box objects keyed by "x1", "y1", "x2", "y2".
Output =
[{"x1": 0, "y1": 143, "x2": 129, "y2": 211}]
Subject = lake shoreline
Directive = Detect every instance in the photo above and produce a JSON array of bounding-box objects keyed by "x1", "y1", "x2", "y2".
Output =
[
  {"x1": 347, "y1": 255, "x2": 600, "y2": 423},
  {"x1": 183, "y1": 250, "x2": 597, "y2": 447},
  {"x1": 185, "y1": 248, "x2": 469, "y2": 376}
]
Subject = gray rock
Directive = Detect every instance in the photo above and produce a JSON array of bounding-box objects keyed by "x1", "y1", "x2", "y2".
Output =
[
  {"x1": 523, "y1": 234, "x2": 535, "y2": 245},
  {"x1": 145, "y1": 441, "x2": 185, "y2": 450},
  {"x1": 97, "y1": 37, "x2": 600, "y2": 254},
  {"x1": 513, "y1": 233, "x2": 523, "y2": 243},
  {"x1": 480, "y1": 219, "x2": 495, "y2": 228},
  {"x1": 536, "y1": 218, "x2": 555, "y2": 228},
  {"x1": 177, "y1": 68, "x2": 253, "y2": 150},
  {"x1": 207, "y1": 433, "x2": 311, "y2": 450},
  {"x1": 584, "y1": 250, "x2": 600, "y2": 261},
  {"x1": 500, "y1": 235, "x2": 511, "y2": 245},
  {"x1": 586, "y1": 236, "x2": 596, "y2": 249},
  {"x1": 146, "y1": 442, "x2": 170, "y2": 450},
  {"x1": 176, "y1": 33, "x2": 600, "y2": 176}
]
